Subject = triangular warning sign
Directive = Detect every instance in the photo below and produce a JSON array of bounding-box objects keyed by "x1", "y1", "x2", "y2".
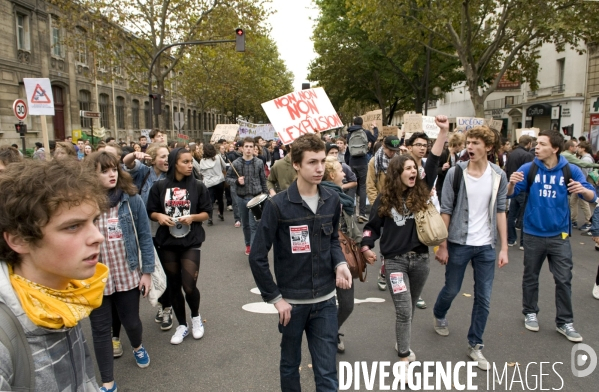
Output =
[{"x1": 31, "y1": 84, "x2": 52, "y2": 104}]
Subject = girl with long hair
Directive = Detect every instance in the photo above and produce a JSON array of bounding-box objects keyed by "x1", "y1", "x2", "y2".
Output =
[
  {"x1": 146, "y1": 148, "x2": 212, "y2": 345},
  {"x1": 199, "y1": 143, "x2": 227, "y2": 225},
  {"x1": 86, "y1": 151, "x2": 155, "y2": 392},
  {"x1": 361, "y1": 116, "x2": 448, "y2": 374}
]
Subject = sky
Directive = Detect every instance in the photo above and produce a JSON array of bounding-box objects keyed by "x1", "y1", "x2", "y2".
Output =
[{"x1": 266, "y1": 0, "x2": 320, "y2": 92}]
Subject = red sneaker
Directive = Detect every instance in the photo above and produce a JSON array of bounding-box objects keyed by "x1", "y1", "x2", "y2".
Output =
[{"x1": 245, "y1": 246, "x2": 251, "y2": 256}]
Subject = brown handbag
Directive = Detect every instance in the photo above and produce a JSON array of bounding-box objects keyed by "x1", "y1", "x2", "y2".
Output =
[{"x1": 338, "y1": 230, "x2": 369, "y2": 282}]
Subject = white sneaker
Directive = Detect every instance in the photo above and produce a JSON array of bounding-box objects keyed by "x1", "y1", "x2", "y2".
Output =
[
  {"x1": 394, "y1": 343, "x2": 416, "y2": 362},
  {"x1": 192, "y1": 315, "x2": 205, "y2": 339},
  {"x1": 170, "y1": 325, "x2": 189, "y2": 345},
  {"x1": 593, "y1": 284, "x2": 599, "y2": 300},
  {"x1": 467, "y1": 344, "x2": 490, "y2": 371}
]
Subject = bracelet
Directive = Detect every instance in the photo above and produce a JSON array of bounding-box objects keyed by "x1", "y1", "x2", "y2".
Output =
[{"x1": 360, "y1": 246, "x2": 370, "y2": 253}]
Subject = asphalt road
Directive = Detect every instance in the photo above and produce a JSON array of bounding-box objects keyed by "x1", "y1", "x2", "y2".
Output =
[{"x1": 80, "y1": 208, "x2": 599, "y2": 391}]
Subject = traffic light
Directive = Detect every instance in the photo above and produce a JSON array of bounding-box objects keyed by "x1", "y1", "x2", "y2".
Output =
[
  {"x1": 562, "y1": 125, "x2": 573, "y2": 136},
  {"x1": 149, "y1": 93, "x2": 162, "y2": 115},
  {"x1": 15, "y1": 123, "x2": 27, "y2": 134},
  {"x1": 235, "y1": 28, "x2": 245, "y2": 52}
]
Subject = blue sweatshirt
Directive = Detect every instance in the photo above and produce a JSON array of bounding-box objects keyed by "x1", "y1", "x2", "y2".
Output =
[{"x1": 510, "y1": 156, "x2": 596, "y2": 237}]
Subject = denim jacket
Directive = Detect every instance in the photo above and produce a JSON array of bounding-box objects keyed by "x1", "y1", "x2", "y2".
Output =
[
  {"x1": 249, "y1": 181, "x2": 346, "y2": 302},
  {"x1": 118, "y1": 192, "x2": 155, "y2": 274},
  {"x1": 124, "y1": 160, "x2": 166, "y2": 205}
]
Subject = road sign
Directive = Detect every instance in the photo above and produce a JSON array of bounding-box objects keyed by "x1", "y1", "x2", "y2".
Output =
[
  {"x1": 80, "y1": 110, "x2": 101, "y2": 118},
  {"x1": 13, "y1": 99, "x2": 27, "y2": 121},
  {"x1": 23, "y1": 78, "x2": 54, "y2": 115},
  {"x1": 173, "y1": 112, "x2": 185, "y2": 130}
]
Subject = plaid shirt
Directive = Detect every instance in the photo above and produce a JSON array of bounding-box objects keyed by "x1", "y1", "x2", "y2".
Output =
[
  {"x1": 98, "y1": 205, "x2": 141, "y2": 295},
  {"x1": 226, "y1": 157, "x2": 268, "y2": 197}
]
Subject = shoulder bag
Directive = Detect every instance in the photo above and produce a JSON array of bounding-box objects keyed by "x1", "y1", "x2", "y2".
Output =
[{"x1": 414, "y1": 202, "x2": 448, "y2": 246}]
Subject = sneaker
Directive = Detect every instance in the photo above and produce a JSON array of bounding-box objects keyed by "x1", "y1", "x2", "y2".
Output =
[
  {"x1": 99, "y1": 381, "x2": 118, "y2": 392},
  {"x1": 154, "y1": 305, "x2": 163, "y2": 323},
  {"x1": 133, "y1": 344, "x2": 150, "y2": 368},
  {"x1": 235, "y1": 221, "x2": 241, "y2": 228},
  {"x1": 394, "y1": 343, "x2": 416, "y2": 362},
  {"x1": 595, "y1": 244, "x2": 599, "y2": 252},
  {"x1": 572, "y1": 221, "x2": 578, "y2": 229},
  {"x1": 227, "y1": 205, "x2": 233, "y2": 211},
  {"x1": 245, "y1": 245, "x2": 251, "y2": 256},
  {"x1": 467, "y1": 344, "x2": 490, "y2": 371},
  {"x1": 508, "y1": 241, "x2": 516, "y2": 247},
  {"x1": 579, "y1": 223, "x2": 592, "y2": 232},
  {"x1": 218, "y1": 214, "x2": 224, "y2": 221},
  {"x1": 358, "y1": 215, "x2": 368, "y2": 223},
  {"x1": 337, "y1": 333, "x2": 345, "y2": 353},
  {"x1": 377, "y1": 275, "x2": 387, "y2": 291},
  {"x1": 161, "y1": 307, "x2": 173, "y2": 331},
  {"x1": 556, "y1": 323, "x2": 583, "y2": 342},
  {"x1": 524, "y1": 313, "x2": 539, "y2": 331},
  {"x1": 207, "y1": 219, "x2": 213, "y2": 226},
  {"x1": 593, "y1": 283, "x2": 599, "y2": 300},
  {"x1": 170, "y1": 325, "x2": 189, "y2": 345},
  {"x1": 191, "y1": 315, "x2": 205, "y2": 339},
  {"x1": 112, "y1": 337, "x2": 123, "y2": 358},
  {"x1": 519, "y1": 246, "x2": 524, "y2": 251},
  {"x1": 434, "y1": 317, "x2": 449, "y2": 336},
  {"x1": 416, "y1": 297, "x2": 427, "y2": 309}
]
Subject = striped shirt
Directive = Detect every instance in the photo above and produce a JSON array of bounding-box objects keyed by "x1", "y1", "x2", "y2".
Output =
[{"x1": 97, "y1": 205, "x2": 140, "y2": 295}]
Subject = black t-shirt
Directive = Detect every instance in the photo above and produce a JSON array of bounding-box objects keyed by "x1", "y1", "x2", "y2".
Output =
[
  {"x1": 146, "y1": 179, "x2": 212, "y2": 248},
  {"x1": 361, "y1": 153, "x2": 440, "y2": 258}
]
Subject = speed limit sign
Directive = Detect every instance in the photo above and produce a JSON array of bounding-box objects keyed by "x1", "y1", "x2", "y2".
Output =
[{"x1": 13, "y1": 99, "x2": 27, "y2": 121}]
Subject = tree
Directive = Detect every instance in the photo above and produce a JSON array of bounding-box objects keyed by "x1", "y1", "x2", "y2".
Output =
[{"x1": 349, "y1": 0, "x2": 599, "y2": 117}]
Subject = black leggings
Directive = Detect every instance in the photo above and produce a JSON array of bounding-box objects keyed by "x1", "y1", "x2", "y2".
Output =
[
  {"x1": 90, "y1": 289, "x2": 142, "y2": 383},
  {"x1": 158, "y1": 247, "x2": 201, "y2": 326},
  {"x1": 596, "y1": 264, "x2": 599, "y2": 286},
  {"x1": 208, "y1": 182, "x2": 225, "y2": 218}
]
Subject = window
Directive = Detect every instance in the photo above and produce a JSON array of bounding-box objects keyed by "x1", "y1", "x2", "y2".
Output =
[
  {"x1": 144, "y1": 101, "x2": 150, "y2": 129},
  {"x1": 16, "y1": 13, "x2": 30, "y2": 50},
  {"x1": 193, "y1": 110, "x2": 197, "y2": 130},
  {"x1": 75, "y1": 27, "x2": 87, "y2": 64},
  {"x1": 116, "y1": 96, "x2": 125, "y2": 129},
  {"x1": 99, "y1": 94, "x2": 110, "y2": 129},
  {"x1": 203, "y1": 112, "x2": 207, "y2": 131},
  {"x1": 557, "y1": 58, "x2": 565, "y2": 88},
  {"x1": 165, "y1": 105, "x2": 171, "y2": 130},
  {"x1": 188, "y1": 109, "x2": 192, "y2": 132},
  {"x1": 132, "y1": 99, "x2": 140, "y2": 129},
  {"x1": 79, "y1": 90, "x2": 91, "y2": 128}
]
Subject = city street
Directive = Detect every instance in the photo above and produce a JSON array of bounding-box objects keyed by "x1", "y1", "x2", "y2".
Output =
[{"x1": 81, "y1": 208, "x2": 599, "y2": 391}]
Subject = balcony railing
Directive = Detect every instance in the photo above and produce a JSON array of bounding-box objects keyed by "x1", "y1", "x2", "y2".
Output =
[
  {"x1": 527, "y1": 84, "x2": 565, "y2": 97},
  {"x1": 485, "y1": 95, "x2": 523, "y2": 110}
]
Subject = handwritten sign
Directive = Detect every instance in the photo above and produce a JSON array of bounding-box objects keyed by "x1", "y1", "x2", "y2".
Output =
[
  {"x1": 261, "y1": 88, "x2": 343, "y2": 145},
  {"x1": 485, "y1": 119, "x2": 503, "y2": 133},
  {"x1": 381, "y1": 126, "x2": 400, "y2": 138},
  {"x1": 516, "y1": 128, "x2": 540, "y2": 139},
  {"x1": 238, "y1": 120, "x2": 276, "y2": 140},
  {"x1": 455, "y1": 117, "x2": 485, "y2": 133},
  {"x1": 422, "y1": 116, "x2": 440, "y2": 138},
  {"x1": 361, "y1": 109, "x2": 383, "y2": 130},
  {"x1": 403, "y1": 113, "x2": 423, "y2": 133},
  {"x1": 211, "y1": 124, "x2": 239, "y2": 143}
]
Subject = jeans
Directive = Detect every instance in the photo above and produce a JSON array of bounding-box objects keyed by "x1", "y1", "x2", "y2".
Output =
[
  {"x1": 522, "y1": 233, "x2": 573, "y2": 326},
  {"x1": 279, "y1": 297, "x2": 338, "y2": 392},
  {"x1": 236, "y1": 194, "x2": 258, "y2": 246},
  {"x1": 336, "y1": 284, "x2": 354, "y2": 329},
  {"x1": 89, "y1": 289, "x2": 143, "y2": 383},
  {"x1": 351, "y1": 165, "x2": 368, "y2": 216},
  {"x1": 385, "y1": 253, "x2": 430, "y2": 357},
  {"x1": 433, "y1": 243, "x2": 496, "y2": 347},
  {"x1": 507, "y1": 192, "x2": 527, "y2": 246},
  {"x1": 231, "y1": 188, "x2": 241, "y2": 222}
]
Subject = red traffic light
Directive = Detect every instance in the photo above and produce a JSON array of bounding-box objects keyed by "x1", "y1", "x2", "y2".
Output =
[
  {"x1": 236, "y1": 28, "x2": 244, "y2": 36},
  {"x1": 235, "y1": 28, "x2": 245, "y2": 52}
]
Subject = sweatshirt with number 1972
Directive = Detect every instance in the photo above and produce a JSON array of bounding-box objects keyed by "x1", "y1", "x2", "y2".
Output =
[{"x1": 510, "y1": 155, "x2": 596, "y2": 237}]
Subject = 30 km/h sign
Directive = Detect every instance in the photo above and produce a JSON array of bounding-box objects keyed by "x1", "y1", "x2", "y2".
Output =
[{"x1": 13, "y1": 99, "x2": 27, "y2": 121}]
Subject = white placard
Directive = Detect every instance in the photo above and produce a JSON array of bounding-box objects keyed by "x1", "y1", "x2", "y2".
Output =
[
  {"x1": 455, "y1": 117, "x2": 485, "y2": 133},
  {"x1": 422, "y1": 116, "x2": 440, "y2": 138},
  {"x1": 211, "y1": 124, "x2": 239, "y2": 143},
  {"x1": 23, "y1": 78, "x2": 54, "y2": 115},
  {"x1": 238, "y1": 120, "x2": 277, "y2": 140},
  {"x1": 261, "y1": 88, "x2": 342, "y2": 145}
]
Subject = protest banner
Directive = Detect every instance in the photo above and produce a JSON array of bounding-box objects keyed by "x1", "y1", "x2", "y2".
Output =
[
  {"x1": 422, "y1": 116, "x2": 440, "y2": 138},
  {"x1": 211, "y1": 124, "x2": 239, "y2": 143},
  {"x1": 177, "y1": 133, "x2": 189, "y2": 143},
  {"x1": 361, "y1": 109, "x2": 383, "y2": 130},
  {"x1": 140, "y1": 129, "x2": 150, "y2": 139},
  {"x1": 261, "y1": 87, "x2": 343, "y2": 144},
  {"x1": 238, "y1": 120, "x2": 277, "y2": 140},
  {"x1": 381, "y1": 126, "x2": 400, "y2": 138},
  {"x1": 516, "y1": 128, "x2": 540, "y2": 139},
  {"x1": 485, "y1": 119, "x2": 503, "y2": 133},
  {"x1": 455, "y1": 117, "x2": 485, "y2": 133},
  {"x1": 402, "y1": 113, "x2": 422, "y2": 133}
]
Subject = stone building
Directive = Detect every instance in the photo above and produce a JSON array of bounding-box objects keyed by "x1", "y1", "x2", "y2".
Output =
[{"x1": 0, "y1": 0, "x2": 229, "y2": 147}]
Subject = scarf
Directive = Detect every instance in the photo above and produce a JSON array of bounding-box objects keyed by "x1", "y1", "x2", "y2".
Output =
[
  {"x1": 108, "y1": 188, "x2": 123, "y2": 208},
  {"x1": 9, "y1": 263, "x2": 108, "y2": 329},
  {"x1": 374, "y1": 147, "x2": 390, "y2": 176},
  {"x1": 320, "y1": 181, "x2": 355, "y2": 215}
]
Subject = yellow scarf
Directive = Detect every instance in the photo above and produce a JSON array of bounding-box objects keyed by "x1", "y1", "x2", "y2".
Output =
[{"x1": 9, "y1": 263, "x2": 108, "y2": 329}]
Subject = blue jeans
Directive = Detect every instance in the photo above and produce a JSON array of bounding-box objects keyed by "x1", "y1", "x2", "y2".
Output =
[
  {"x1": 230, "y1": 187, "x2": 241, "y2": 222},
  {"x1": 236, "y1": 194, "x2": 258, "y2": 246},
  {"x1": 507, "y1": 192, "x2": 527, "y2": 246},
  {"x1": 278, "y1": 297, "x2": 338, "y2": 392},
  {"x1": 433, "y1": 243, "x2": 496, "y2": 346}
]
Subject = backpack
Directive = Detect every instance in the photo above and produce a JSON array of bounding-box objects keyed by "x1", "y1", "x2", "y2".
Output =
[
  {"x1": 348, "y1": 129, "x2": 369, "y2": 157},
  {"x1": 0, "y1": 302, "x2": 35, "y2": 390},
  {"x1": 526, "y1": 161, "x2": 571, "y2": 194}
]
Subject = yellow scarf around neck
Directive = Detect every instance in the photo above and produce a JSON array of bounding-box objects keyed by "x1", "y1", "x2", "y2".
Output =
[{"x1": 9, "y1": 263, "x2": 108, "y2": 329}]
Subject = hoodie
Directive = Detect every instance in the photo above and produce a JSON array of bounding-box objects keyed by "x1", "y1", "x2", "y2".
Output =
[
  {"x1": 0, "y1": 264, "x2": 99, "y2": 391},
  {"x1": 345, "y1": 125, "x2": 378, "y2": 167},
  {"x1": 199, "y1": 156, "x2": 226, "y2": 188},
  {"x1": 510, "y1": 156, "x2": 596, "y2": 237}
]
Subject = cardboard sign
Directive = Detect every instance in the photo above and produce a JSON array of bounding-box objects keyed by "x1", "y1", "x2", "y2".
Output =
[
  {"x1": 211, "y1": 124, "x2": 239, "y2": 143},
  {"x1": 360, "y1": 109, "x2": 384, "y2": 131},
  {"x1": 261, "y1": 88, "x2": 342, "y2": 145},
  {"x1": 238, "y1": 120, "x2": 277, "y2": 140},
  {"x1": 381, "y1": 126, "x2": 400, "y2": 138},
  {"x1": 24, "y1": 78, "x2": 54, "y2": 115},
  {"x1": 485, "y1": 119, "x2": 503, "y2": 133},
  {"x1": 516, "y1": 128, "x2": 540, "y2": 139},
  {"x1": 403, "y1": 113, "x2": 423, "y2": 133},
  {"x1": 140, "y1": 129, "x2": 151, "y2": 139},
  {"x1": 455, "y1": 117, "x2": 485, "y2": 133}
]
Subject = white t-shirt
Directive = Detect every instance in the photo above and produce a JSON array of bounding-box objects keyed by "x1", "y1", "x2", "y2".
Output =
[{"x1": 466, "y1": 164, "x2": 493, "y2": 246}]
